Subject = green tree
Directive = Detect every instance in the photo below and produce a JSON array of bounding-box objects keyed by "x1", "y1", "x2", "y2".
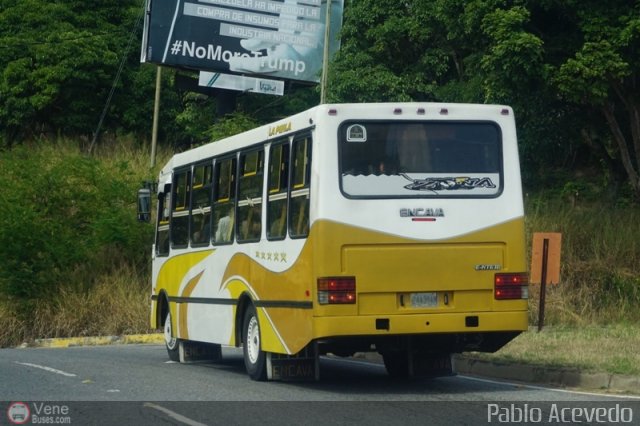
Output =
[
  {"x1": 329, "y1": 0, "x2": 639, "y2": 196},
  {"x1": 551, "y1": 0, "x2": 640, "y2": 197},
  {"x1": 329, "y1": 0, "x2": 452, "y2": 102},
  {"x1": 0, "y1": 0, "x2": 143, "y2": 145},
  {"x1": 329, "y1": 1, "x2": 566, "y2": 182}
]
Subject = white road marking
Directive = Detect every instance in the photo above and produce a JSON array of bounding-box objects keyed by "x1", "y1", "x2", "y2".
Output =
[
  {"x1": 15, "y1": 362, "x2": 76, "y2": 377},
  {"x1": 144, "y1": 403, "x2": 208, "y2": 426},
  {"x1": 458, "y1": 374, "x2": 640, "y2": 400},
  {"x1": 326, "y1": 357, "x2": 640, "y2": 400}
]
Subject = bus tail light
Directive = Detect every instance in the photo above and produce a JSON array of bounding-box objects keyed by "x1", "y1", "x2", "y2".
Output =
[
  {"x1": 494, "y1": 273, "x2": 529, "y2": 300},
  {"x1": 318, "y1": 277, "x2": 356, "y2": 304}
]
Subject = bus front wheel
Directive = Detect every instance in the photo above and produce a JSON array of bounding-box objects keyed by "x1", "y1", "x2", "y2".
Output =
[
  {"x1": 242, "y1": 305, "x2": 267, "y2": 381},
  {"x1": 164, "y1": 310, "x2": 180, "y2": 362}
]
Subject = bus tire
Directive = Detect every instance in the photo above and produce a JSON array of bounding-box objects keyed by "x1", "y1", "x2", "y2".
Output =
[
  {"x1": 382, "y1": 351, "x2": 410, "y2": 378},
  {"x1": 242, "y1": 305, "x2": 267, "y2": 381},
  {"x1": 164, "y1": 310, "x2": 180, "y2": 362}
]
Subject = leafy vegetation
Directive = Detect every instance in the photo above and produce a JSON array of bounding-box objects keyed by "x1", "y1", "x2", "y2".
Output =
[
  {"x1": 0, "y1": 141, "x2": 161, "y2": 342},
  {"x1": 526, "y1": 195, "x2": 640, "y2": 325},
  {"x1": 329, "y1": 0, "x2": 640, "y2": 199}
]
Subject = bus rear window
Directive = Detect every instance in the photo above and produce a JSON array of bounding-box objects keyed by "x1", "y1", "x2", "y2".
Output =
[{"x1": 339, "y1": 122, "x2": 502, "y2": 198}]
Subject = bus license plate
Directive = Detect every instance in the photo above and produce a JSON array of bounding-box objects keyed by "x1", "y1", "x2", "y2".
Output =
[{"x1": 410, "y1": 292, "x2": 438, "y2": 308}]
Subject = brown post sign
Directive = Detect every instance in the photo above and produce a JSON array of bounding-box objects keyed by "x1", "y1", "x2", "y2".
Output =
[
  {"x1": 530, "y1": 232, "x2": 562, "y2": 285},
  {"x1": 530, "y1": 233, "x2": 562, "y2": 332}
]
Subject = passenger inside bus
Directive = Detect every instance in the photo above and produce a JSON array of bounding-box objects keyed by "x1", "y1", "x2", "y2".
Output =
[
  {"x1": 341, "y1": 124, "x2": 432, "y2": 176},
  {"x1": 269, "y1": 201, "x2": 287, "y2": 239},
  {"x1": 192, "y1": 215, "x2": 211, "y2": 244},
  {"x1": 215, "y1": 208, "x2": 234, "y2": 243},
  {"x1": 384, "y1": 124, "x2": 432, "y2": 174},
  {"x1": 240, "y1": 207, "x2": 261, "y2": 241}
]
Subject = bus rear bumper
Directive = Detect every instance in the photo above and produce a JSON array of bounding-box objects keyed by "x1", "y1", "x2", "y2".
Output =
[
  {"x1": 313, "y1": 311, "x2": 528, "y2": 354},
  {"x1": 314, "y1": 310, "x2": 528, "y2": 336}
]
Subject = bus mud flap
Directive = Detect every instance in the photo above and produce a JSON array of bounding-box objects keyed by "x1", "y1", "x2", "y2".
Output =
[
  {"x1": 179, "y1": 341, "x2": 222, "y2": 363},
  {"x1": 267, "y1": 342, "x2": 319, "y2": 381}
]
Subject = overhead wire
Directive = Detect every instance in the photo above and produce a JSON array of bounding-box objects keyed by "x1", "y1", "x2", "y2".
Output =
[{"x1": 89, "y1": 0, "x2": 147, "y2": 154}]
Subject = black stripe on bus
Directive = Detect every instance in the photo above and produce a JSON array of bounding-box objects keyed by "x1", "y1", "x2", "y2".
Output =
[
  {"x1": 163, "y1": 296, "x2": 313, "y2": 309},
  {"x1": 255, "y1": 300, "x2": 313, "y2": 309},
  {"x1": 168, "y1": 296, "x2": 237, "y2": 305}
]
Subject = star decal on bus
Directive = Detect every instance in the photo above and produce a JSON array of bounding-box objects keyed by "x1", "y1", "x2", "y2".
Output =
[{"x1": 255, "y1": 251, "x2": 288, "y2": 263}]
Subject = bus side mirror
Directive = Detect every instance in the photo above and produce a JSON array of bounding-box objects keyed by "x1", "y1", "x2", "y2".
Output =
[{"x1": 137, "y1": 188, "x2": 152, "y2": 222}]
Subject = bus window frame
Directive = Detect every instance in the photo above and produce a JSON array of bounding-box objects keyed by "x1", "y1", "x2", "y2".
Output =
[
  {"x1": 236, "y1": 147, "x2": 265, "y2": 244},
  {"x1": 212, "y1": 155, "x2": 237, "y2": 246},
  {"x1": 336, "y1": 119, "x2": 505, "y2": 200},
  {"x1": 155, "y1": 184, "x2": 171, "y2": 257},
  {"x1": 190, "y1": 160, "x2": 214, "y2": 248},
  {"x1": 171, "y1": 168, "x2": 191, "y2": 249},
  {"x1": 266, "y1": 139, "x2": 290, "y2": 241},
  {"x1": 289, "y1": 132, "x2": 311, "y2": 239}
]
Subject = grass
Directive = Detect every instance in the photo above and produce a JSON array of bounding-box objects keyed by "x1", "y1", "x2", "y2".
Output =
[
  {"x1": 523, "y1": 195, "x2": 640, "y2": 325},
  {"x1": 476, "y1": 324, "x2": 640, "y2": 376},
  {"x1": 0, "y1": 265, "x2": 152, "y2": 345},
  {"x1": 0, "y1": 138, "x2": 170, "y2": 347},
  {"x1": 480, "y1": 193, "x2": 640, "y2": 377}
]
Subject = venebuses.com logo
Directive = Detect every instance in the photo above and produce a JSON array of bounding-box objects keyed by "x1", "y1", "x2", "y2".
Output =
[
  {"x1": 6, "y1": 402, "x2": 71, "y2": 424},
  {"x1": 7, "y1": 402, "x2": 30, "y2": 424}
]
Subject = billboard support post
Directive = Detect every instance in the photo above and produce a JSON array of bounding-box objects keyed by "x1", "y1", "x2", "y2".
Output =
[
  {"x1": 150, "y1": 66, "x2": 161, "y2": 169},
  {"x1": 320, "y1": 0, "x2": 332, "y2": 104}
]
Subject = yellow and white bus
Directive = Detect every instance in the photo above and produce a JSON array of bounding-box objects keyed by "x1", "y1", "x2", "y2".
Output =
[{"x1": 146, "y1": 102, "x2": 529, "y2": 381}]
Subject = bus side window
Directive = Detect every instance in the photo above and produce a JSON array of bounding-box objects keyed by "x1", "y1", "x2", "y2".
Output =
[
  {"x1": 237, "y1": 149, "x2": 264, "y2": 243},
  {"x1": 267, "y1": 141, "x2": 289, "y2": 240},
  {"x1": 290, "y1": 134, "x2": 311, "y2": 238},
  {"x1": 171, "y1": 170, "x2": 190, "y2": 248},
  {"x1": 213, "y1": 157, "x2": 236, "y2": 244},
  {"x1": 190, "y1": 162, "x2": 213, "y2": 246},
  {"x1": 156, "y1": 188, "x2": 170, "y2": 256}
]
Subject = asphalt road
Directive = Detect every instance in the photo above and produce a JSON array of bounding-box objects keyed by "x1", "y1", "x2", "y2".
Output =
[{"x1": 1, "y1": 344, "x2": 639, "y2": 425}]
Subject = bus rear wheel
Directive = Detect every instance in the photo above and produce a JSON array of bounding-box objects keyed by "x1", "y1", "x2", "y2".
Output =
[
  {"x1": 164, "y1": 310, "x2": 180, "y2": 362},
  {"x1": 242, "y1": 305, "x2": 267, "y2": 381},
  {"x1": 383, "y1": 351, "x2": 454, "y2": 378},
  {"x1": 382, "y1": 351, "x2": 410, "y2": 378}
]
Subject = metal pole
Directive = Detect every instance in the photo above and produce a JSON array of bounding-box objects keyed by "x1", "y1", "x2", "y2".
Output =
[
  {"x1": 319, "y1": 0, "x2": 332, "y2": 104},
  {"x1": 150, "y1": 66, "x2": 161, "y2": 168}
]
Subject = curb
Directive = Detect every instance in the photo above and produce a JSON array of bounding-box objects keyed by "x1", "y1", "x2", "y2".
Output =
[
  {"x1": 30, "y1": 333, "x2": 164, "y2": 348},
  {"x1": 359, "y1": 353, "x2": 638, "y2": 395},
  {"x1": 453, "y1": 356, "x2": 640, "y2": 395}
]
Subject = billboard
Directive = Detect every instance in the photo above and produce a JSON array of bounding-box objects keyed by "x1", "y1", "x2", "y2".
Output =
[{"x1": 141, "y1": 0, "x2": 344, "y2": 83}]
